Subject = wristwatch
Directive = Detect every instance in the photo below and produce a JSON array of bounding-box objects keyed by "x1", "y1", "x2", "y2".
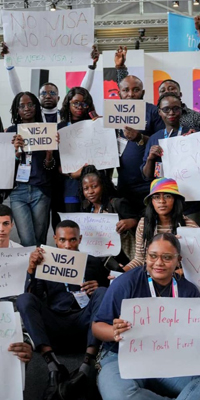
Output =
[{"x1": 136, "y1": 133, "x2": 144, "y2": 146}]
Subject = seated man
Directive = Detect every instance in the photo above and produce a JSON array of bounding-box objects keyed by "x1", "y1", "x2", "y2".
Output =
[
  {"x1": 0, "y1": 204, "x2": 22, "y2": 248},
  {"x1": 16, "y1": 219, "x2": 107, "y2": 400}
]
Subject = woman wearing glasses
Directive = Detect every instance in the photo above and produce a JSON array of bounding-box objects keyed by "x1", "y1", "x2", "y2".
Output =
[
  {"x1": 57, "y1": 87, "x2": 96, "y2": 212},
  {"x1": 7, "y1": 91, "x2": 55, "y2": 246},
  {"x1": 142, "y1": 92, "x2": 193, "y2": 180},
  {"x1": 122, "y1": 177, "x2": 197, "y2": 272},
  {"x1": 92, "y1": 233, "x2": 200, "y2": 400}
]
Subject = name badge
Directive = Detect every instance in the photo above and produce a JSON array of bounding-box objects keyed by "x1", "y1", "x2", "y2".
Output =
[
  {"x1": 16, "y1": 164, "x2": 31, "y2": 183},
  {"x1": 72, "y1": 291, "x2": 89, "y2": 309},
  {"x1": 154, "y1": 162, "x2": 164, "y2": 178},
  {"x1": 117, "y1": 137, "x2": 127, "y2": 157}
]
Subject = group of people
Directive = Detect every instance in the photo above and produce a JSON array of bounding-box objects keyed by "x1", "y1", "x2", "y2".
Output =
[{"x1": 1, "y1": 44, "x2": 200, "y2": 400}]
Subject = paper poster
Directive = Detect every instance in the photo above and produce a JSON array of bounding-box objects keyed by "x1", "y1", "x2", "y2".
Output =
[
  {"x1": 36, "y1": 245, "x2": 88, "y2": 285},
  {"x1": 0, "y1": 302, "x2": 23, "y2": 400},
  {"x1": 159, "y1": 132, "x2": 200, "y2": 201},
  {"x1": 0, "y1": 246, "x2": 35, "y2": 298},
  {"x1": 58, "y1": 213, "x2": 121, "y2": 257},
  {"x1": 2, "y1": 9, "x2": 94, "y2": 67},
  {"x1": 103, "y1": 99, "x2": 145, "y2": 129},
  {"x1": 18, "y1": 123, "x2": 58, "y2": 152},
  {"x1": 177, "y1": 227, "x2": 200, "y2": 290},
  {"x1": 119, "y1": 298, "x2": 200, "y2": 379},
  {"x1": 0, "y1": 132, "x2": 15, "y2": 189},
  {"x1": 58, "y1": 118, "x2": 119, "y2": 173}
]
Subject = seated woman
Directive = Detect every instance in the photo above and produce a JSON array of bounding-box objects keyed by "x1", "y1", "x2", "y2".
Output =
[
  {"x1": 92, "y1": 233, "x2": 200, "y2": 400},
  {"x1": 57, "y1": 87, "x2": 96, "y2": 213},
  {"x1": 123, "y1": 177, "x2": 198, "y2": 271},
  {"x1": 7, "y1": 92, "x2": 56, "y2": 246},
  {"x1": 79, "y1": 165, "x2": 138, "y2": 263}
]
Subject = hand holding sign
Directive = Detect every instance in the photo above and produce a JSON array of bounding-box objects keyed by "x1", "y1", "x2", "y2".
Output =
[
  {"x1": 27, "y1": 247, "x2": 44, "y2": 275},
  {"x1": 123, "y1": 126, "x2": 139, "y2": 142}
]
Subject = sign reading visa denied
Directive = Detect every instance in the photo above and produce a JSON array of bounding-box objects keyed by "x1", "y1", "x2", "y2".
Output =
[
  {"x1": 18, "y1": 123, "x2": 58, "y2": 152},
  {"x1": 104, "y1": 99, "x2": 146, "y2": 129},
  {"x1": 35, "y1": 245, "x2": 88, "y2": 285}
]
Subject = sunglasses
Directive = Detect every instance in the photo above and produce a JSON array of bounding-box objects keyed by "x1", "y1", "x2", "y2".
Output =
[{"x1": 40, "y1": 91, "x2": 58, "y2": 97}]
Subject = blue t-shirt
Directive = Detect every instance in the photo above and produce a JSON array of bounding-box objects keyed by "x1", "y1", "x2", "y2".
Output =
[
  {"x1": 94, "y1": 267, "x2": 200, "y2": 353},
  {"x1": 117, "y1": 103, "x2": 164, "y2": 194}
]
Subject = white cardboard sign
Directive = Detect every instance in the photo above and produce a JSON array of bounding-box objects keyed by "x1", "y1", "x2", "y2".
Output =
[
  {"x1": 36, "y1": 245, "x2": 88, "y2": 285},
  {"x1": 0, "y1": 302, "x2": 23, "y2": 400},
  {"x1": 159, "y1": 132, "x2": 200, "y2": 201},
  {"x1": 2, "y1": 9, "x2": 94, "y2": 67},
  {"x1": 0, "y1": 132, "x2": 15, "y2": 189},
  {"x1": 59, "y1": 118, "x2": 119, "y2": 173},
  {"x1": 178, "y1": 227, "x2": 200, "y2": 290},
  {"x1": 0, "y1": 246, "x2": 35, "y2": 298},
  {"x1": 119, "y1": 298, "x2": 200, "y2": 379},
  {"x1": 58, "y1": 213, "x2": 121, "y2": 257},
  {"x1": 103, "y1": 99, "x2": 146, "y2": 129},
  {"x1": 18, "y1": 123, "x2": 58, "y2": 152}
]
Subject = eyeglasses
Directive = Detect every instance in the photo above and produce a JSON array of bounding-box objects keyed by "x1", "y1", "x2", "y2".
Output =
[
  {"x1": 70, "y1": 101, "x2": 89, "y2": 109},
  {"x1": 159, "y1": 106, "x2": 182, "y2": 114},
  {"x1": 40, "y1": 91, "x2": 58, "y2": 97},
  {"x1": 147, "y1": 253, "x2": 179, "y2": 263},
  {"x1": 152, "y1": 193, "x2": 174, "y2": 202},
  {"x1": 18, "y1": 103, "x2": 36, "y2": 110}
]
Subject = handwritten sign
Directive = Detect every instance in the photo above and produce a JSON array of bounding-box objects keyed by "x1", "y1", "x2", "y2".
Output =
[
  {"x1": 103, "y1": 99, "x2": 145, "y2": 129},
  {"x1": 159, "y1": 132, "x2": 200, "y2": 201},
  {"x1": 36, "y1": 245, "x2": 87, "y2": 284},
  {"x1": 0, "y1": 132, "x2": 15, "y2": 189},
  {"x1": 58, "y1": 213, "x2": 121, "y2": 257},
  {"x1": 0, "y1": 246, "x2": 35, "y2": 298},
  {"x1": 177, "y1": 227, "x2": 200, "y2": 290},
  {"x1": 0, "y1": 302, "x2": 23, "y2": 400},
  {"x1": 119, "y1": 298, "x2": 200, "y2": 379},
  {"x1": 59, "y1": 118, "x2": 119, "y2": 173},
  {"x1": 2, "y1": 9, "x2": 94, "y2": 67},
  {"x1": 18, "y1": 123, "x2": 58, "y2": 152}
]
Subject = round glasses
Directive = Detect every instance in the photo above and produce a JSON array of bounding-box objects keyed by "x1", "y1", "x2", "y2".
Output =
[
  {"x1": 152, "y1": 193, "x2": 174, "y2": 202},
  {"x1": 18, "y1": 103, "x2": 36, "y2": 110},
  {"x1": 147, "y1": 253, "x2": 179, "y2": 263},
  {"x1": 70, "y1": 101, "x2": 89, "y2": 109},
  {"x1": 159, "y1": 106, "x2": 182, "y2": 114}
]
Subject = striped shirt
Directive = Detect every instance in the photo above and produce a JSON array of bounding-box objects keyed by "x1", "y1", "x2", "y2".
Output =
[{"x1": 127, "y1": 216, "x2": 198, "y2": 270}]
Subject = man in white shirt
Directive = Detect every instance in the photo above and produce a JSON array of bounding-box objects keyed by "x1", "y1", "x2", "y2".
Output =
[{"x1": 0, "y1": 204, "x2": 22, "y2": 248}]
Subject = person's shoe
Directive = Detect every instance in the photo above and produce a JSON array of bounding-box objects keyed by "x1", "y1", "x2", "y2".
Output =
[
  {"x1": 43, "y1": 365, "x2": 70, "y2": 400},
  {"x1": 58, "y1": 369, "x2": 87, "y2": 400}
]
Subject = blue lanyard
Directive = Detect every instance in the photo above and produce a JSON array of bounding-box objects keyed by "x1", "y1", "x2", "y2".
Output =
[
  {"x1": 164, "y1": 126, "x2": 182, "y2": 139},
  {"x1": 148, "y1": 276, "x2": 178, "y2": 298}
]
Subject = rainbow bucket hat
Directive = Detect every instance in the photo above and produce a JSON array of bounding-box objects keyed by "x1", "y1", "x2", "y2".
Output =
[{"x1": 144, "y1": 178, "x2": 185, "y2": 205}]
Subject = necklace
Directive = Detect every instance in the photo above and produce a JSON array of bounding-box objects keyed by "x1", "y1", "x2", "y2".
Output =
[{"x1": 153, "y1": 281, "x2": 172, "y2": 297}]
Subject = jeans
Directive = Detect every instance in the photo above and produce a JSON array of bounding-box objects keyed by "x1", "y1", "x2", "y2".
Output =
[
  {"x1": 10, "y1": 183, "x2": 51, "y2": 246},
  {"x1": 98, "y1": 351, "x2": 200, "y2": 400}
]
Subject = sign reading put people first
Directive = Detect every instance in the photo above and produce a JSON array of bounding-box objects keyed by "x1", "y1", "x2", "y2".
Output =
[
  {"x1": 18, "y1": 123, "x2": 58, "y2": 152},
  {"x1": 104, "y1": 99, "x2": 146, "y2": 129}
]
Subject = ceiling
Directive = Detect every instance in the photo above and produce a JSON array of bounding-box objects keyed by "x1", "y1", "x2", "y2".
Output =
[{"x1": 0, "y1": 0, "x2": 199, "y2": 52}]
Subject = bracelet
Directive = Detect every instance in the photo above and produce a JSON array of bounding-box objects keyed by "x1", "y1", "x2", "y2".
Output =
[{"x1": 43, "y1": 157, "x2": 55, "y2": 170}]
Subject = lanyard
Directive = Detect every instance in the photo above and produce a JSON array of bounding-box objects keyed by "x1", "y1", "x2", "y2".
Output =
[
  {"x1": 148, "y1": 276, "x2": 178, "y2": 298},
  {"x1": 164, "y1": 126, "x2": 182, "y2": 139}
]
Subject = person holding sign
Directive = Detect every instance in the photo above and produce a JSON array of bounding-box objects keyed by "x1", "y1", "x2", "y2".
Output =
[
  {"x1": 80, "y1": 165, "x2": 137, "y2": 261},
  {"x1": 17, "y1": 220, "x2": 107, "y2": 400},
  {"x1": 142, "y1": 92, "x2": 191, "y2": 181},
  {"x1": 114, "y1": 47, "x2": 165, "y2": 216},
  {"x1": 7, "y1": 92, "x2": 57, "y2": 246},
  {"x1": 92, "y1": 233, "x2": 200, "y2": 400},
  {"x1": 123, "y1": 178, "x2": 198, "y2": 271},
  {"x1": 58, "y1": 87, "x2": 97, "y2": 213}
]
